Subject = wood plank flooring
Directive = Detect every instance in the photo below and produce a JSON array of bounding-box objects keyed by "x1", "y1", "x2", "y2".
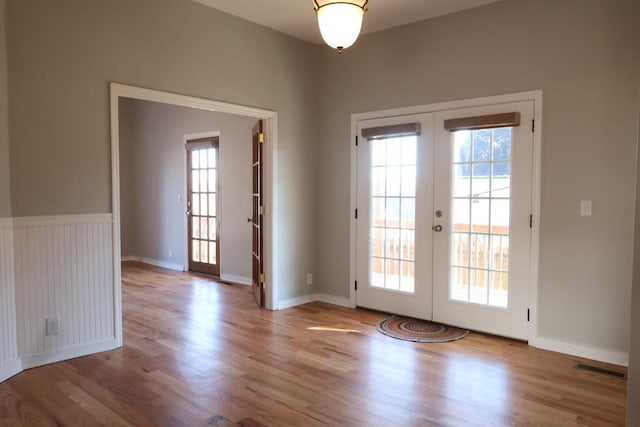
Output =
[{"x1": 0, "y1": 261, "x2": 628, "y2": 426}]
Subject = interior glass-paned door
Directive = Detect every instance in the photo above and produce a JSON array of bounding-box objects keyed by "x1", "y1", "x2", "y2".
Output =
[{"x1": 186, "y1": 137, "x2": 220, "y2": 276}]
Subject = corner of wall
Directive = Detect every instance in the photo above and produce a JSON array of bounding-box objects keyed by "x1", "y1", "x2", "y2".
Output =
[
  {"x1": 0, "y1": 218, "x2": 19, "y2": 382},
  {"x1": 626, "y1": 88, "x2": 640, "y2": 426},
  {"x1": 0, "y1": 3, "x2": 19, "y2": 382},
  {"x1": 0, "y1": 0, "x2": 12, "y2": 219}
]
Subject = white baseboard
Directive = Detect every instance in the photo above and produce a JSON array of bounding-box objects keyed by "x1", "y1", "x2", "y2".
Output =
[
  {"x1": 278, "y1": 293, "x2": 352, "y2": 310},
  {"x1": 121, "y1": 256, "x2": 185, "y2": 272},
  {"x1": 220, "y1": 274, "x2": 251, "y2": 286},
  {"x1": 278, "y1": 294, "x2": 317, "y2": 310},
  {"x1": 0, "y1": 358, "x2": 23, "y2": 382},
  {"x1": 530, "y1": 336, "x2": 629, "y2": 367},
  {"x1": 21, "y1": 338, "x2": 119, "y2": 370},
  {"x1": 123, "y1": 257, "x2": 252, "y2": 282},
  {"x1": 315, "y1": 294, "x2": 352, "y2": 308},
  {"x1": 141, "y1": 257, "x2": 185, "y2": 271}
]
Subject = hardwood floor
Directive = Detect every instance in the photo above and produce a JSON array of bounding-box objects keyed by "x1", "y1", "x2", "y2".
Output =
[{"x1": 1, "y1": 262, "x2": 628, "y2": 426}]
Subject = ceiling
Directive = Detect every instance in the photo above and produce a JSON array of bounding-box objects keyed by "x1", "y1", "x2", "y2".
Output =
[{"x1": 191, "y1": 0, "x2": 503, "y2": 45}]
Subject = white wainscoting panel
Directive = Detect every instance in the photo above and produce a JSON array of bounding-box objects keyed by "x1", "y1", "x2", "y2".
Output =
[
  {"x1": 0, "y1": 218, "x2": 20, "y2": 381},
  {"x1": 13, "y1": 214, "x2": 117, "y2": 365}
]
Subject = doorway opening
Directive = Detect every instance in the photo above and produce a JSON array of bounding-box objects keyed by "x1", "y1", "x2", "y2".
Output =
[{"x1": 110, "y1": 83, "x2": 278, "y2": 346}]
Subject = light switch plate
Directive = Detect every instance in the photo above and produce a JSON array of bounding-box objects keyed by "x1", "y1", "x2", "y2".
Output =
[{"x1": 580, "y1": 200, "x2": 592, "y2": 217}]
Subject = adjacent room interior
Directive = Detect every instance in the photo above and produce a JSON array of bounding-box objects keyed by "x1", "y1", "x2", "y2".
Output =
[{"x1": 118, "y1": 97, "x2": 256, "y2": 284}]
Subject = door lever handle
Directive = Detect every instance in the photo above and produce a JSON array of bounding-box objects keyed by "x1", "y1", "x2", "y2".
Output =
[{"x1": 247, "y1": 217, "x2": 253, "y2": 223}]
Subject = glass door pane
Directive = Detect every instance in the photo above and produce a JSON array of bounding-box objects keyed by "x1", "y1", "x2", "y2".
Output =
[
  {"x1": 369, "y1": 135, "x2": 417, "y2": 294},
  {"x1": 450, "y1": 128, "x2": 512, "y2": 308}
]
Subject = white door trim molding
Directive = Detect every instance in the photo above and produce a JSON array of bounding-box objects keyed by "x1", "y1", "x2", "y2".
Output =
[
  {"x1": 110, "y1": 83, "x2": 279, "y2": 347},
  {"x1": 350, "y1": 90, "x2": 543, "y2": 341}
]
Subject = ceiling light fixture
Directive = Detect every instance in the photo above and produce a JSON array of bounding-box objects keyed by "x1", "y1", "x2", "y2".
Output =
[{"x1": 314, "y1": 0, "x2": 368, "y2": 54}]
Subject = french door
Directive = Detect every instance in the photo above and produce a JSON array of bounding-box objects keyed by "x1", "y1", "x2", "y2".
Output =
[
  {"x1": 432, "y1": 101, "x2": 534, "y2": 339},
  {"x1": 356, "y1": 114, "x2": 435, "y2": 320},
  {"x1": 186, "y1": 136, "x2": 220, "y2": 276},
  {"x1": 356, "y1": 101, "x2": 534, "y2": 340}
]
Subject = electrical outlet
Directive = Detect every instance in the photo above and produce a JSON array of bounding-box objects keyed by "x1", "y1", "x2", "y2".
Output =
[
  {"x1": 307, "y1": 273, "x2": 313, "y2": 286},
  {"x1": 46, "y1": 317, "x2": 59, "y2": 336}
]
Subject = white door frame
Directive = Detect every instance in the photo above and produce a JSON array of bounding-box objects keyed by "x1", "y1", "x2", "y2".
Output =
[
  {"x1": 350, "y1": 90, "x2": 542, "y2": 340},
  {"x1": 110, "y1": 83, "x2": 279, "y2": 346}
]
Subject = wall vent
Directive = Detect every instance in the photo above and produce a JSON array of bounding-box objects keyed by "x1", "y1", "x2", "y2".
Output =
[{"x1": 575, "y1": 363, "x2": 626, "y2": 379}]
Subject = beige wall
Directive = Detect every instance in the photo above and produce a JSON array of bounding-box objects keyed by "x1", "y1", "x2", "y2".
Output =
[
  {"x1": 0, "y1": 0, "x2": 10, "y2": 218},
  {"x1": 119, "y1": 98, "x2": 255, "y2": 282},
  {"x1": 6, "y1": 0, "x2": 321, "y2": 300},
  {"x1": 627, "y1": 98, "x2": 640, "y2": 426},
  {"x1": 316, "y1": 0, "x2": 640, "y2": 354}
]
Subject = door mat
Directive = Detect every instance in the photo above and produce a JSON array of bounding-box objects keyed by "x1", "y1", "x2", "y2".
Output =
[{"x1": 376, "y1": 316, "x2": 470, "y2": 343}]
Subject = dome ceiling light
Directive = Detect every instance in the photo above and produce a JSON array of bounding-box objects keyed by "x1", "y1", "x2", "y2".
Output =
[{"x1": 313, "y1": 0, "x2": 368, "y2": 54}]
